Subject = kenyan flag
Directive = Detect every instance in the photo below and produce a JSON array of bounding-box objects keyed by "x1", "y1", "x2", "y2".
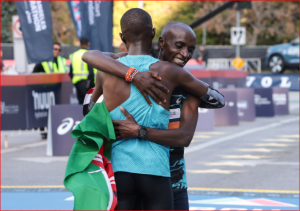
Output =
[
  {"x1": 83, "y1": 88, "x2": 94, "y2": 116},
  {"x1": 64, "y1": 101, "x2": 117, "y2": 210}
]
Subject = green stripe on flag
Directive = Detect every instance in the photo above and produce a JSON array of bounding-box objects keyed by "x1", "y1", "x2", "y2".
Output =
[{"x1": 64, "y1": 101, "x2": 116, "y2": 210}]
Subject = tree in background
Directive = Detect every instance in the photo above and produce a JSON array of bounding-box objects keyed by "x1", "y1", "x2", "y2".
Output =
[
  {"x1": 173, "y1": 1, "x2": 299, "y2": 45},
  {"x1": 50, "y1": 1, "x2": 77, "y2": 45},
  {"x1": 113, "y1": 1, "x2": 184, "y2": 46},
  {"x1": 1, "y1": 1, "x2": 17, "y2": 43},
  {"x1": 1, "y1": 1, "x2": 298, "y2": 46},
  {"x1": 242, "y1": 1, "x2": 299, "y2": 45}
]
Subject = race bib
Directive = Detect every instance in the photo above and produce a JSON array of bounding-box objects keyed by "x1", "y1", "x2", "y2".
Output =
[{"x1": 169, "y1": 108, "x2": 180, "y2": 120}]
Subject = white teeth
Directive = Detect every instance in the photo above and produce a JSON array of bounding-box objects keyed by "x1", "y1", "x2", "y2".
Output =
[{"x1": 174, "y1": 58, "x2": 184, "y2": 64}]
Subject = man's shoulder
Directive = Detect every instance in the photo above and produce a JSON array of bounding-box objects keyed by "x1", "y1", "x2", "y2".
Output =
[{"x1": 150, "y1": 61, "x2": 182, "y2": 72}]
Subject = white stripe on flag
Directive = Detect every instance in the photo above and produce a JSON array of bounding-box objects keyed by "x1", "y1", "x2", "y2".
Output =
[
  {"x1": 96, "y1": 95, "x2": 104, "y2": 103},
  {"x1": 101, "y1": 170, "x2": 114, "y2": 210},
  {"x1": 96, "y1": 154, "x2": 103, "y2": 159},
  {"x1": 83, "y1": 93, "x2": 92, "y2": 105},
  {"x1": 88, "y1": 168, "x2": 104, "y2": 174},
  {"x1": 92, "y1": 158, "x2": 103, "y2": 163}
]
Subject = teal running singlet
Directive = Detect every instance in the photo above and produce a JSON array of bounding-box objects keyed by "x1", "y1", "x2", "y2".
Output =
[{"x1": 110, "y1": 55, "x2": 171, "y2": 177}]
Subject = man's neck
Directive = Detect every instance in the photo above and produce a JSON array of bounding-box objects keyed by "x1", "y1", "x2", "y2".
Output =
[{"x1": 127, "y1": 41, "x2": 150, "y2": 55}]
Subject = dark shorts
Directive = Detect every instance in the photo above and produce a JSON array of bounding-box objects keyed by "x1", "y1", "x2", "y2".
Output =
[
  {"x1": 173, "y1": 188, "x2": 189, "y2": 210},
  {"x1": 115, "y1": 172, "x2": 174, "y2": 210}
]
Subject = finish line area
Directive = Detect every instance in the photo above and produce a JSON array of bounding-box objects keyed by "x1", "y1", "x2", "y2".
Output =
[
  {"x1": 1, "y1": 187, "x2": 299, "y2": 210},
  {"x1": 2, "y1": 102, "x2": 298, "y2": 210}
]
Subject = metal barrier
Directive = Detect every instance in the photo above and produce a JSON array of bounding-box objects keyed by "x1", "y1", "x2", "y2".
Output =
[{"x1": 207, "y1": 58, "x2": 261, "y2": 73}]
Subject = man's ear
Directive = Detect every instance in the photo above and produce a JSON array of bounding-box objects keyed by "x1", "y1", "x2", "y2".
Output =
[
  {"x1": 119, "y1": 33, "x2": 126, "y2": 44},
  {"x1": 158, "y1": 37, "x2": 164, "y2": 49},
  {"x1": 151, "y1": 28, "x2": 156, "y2": 39}
]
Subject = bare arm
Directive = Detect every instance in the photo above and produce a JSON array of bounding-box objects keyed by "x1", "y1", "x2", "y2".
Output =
[
  {"x1": 91, "y1": 71, "x2": 103, "y2": 103},
  {"x1": 89, "y1": 53, "x2": 126, "y2": 106},
  {"x1": 168, "y1": 64, "x2": 225, "y2": 108},
  {"x1": 171, "y1": 65, "x2": 208, "y2": 97},
  {"x1": 82, "y1": 72, "x2": 103, "y2": 116},
  {"x1": 82, "y1": 50, "x2": 128, "y2": 78},
  {"x1": 113, "y1": 94, "x2": 200, "y2": 147},
  {"x1": 82, "y1": 50, "x2": 169, "y2": 105}
]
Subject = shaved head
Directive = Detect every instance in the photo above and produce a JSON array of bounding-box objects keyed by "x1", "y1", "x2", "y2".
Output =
[
  {"x1": 159, "y1": 21, "x2": 196, "y2": 67},
  {"x1": 121, "y1": 8, "x2": 153, "y2": 36},
  {"x1": 161, "y1": 21, "x2": 195, "y2": 39},
  {"x1": 119, "y1": 8, "x2": 155, "y2": 53}
]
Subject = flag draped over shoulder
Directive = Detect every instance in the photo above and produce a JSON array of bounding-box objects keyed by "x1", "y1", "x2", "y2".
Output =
[
  {"x1": 64, "y1": 101, "x2": 117, "y2": 210},
  {"x1": 83, "y1": 88, "x2": 94, "y2": 116}
]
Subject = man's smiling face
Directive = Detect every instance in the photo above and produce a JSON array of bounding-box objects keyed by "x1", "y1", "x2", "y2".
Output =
[{"x1": 159, "y1": 24, "x2": 196, "y2": 67}]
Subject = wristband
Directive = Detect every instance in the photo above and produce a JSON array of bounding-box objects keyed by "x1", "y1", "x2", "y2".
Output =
[{"x1": 125, "y1": 67, "x2": 139, "y2": 82}]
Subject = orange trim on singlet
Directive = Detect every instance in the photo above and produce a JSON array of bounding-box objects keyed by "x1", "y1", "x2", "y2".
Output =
[{"x1": 168, "y1": 121, "x2": 180, "y2": 129}]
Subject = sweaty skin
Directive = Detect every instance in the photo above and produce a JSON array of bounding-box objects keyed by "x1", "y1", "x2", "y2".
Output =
[
  {"x1": 114, "y1": 22, "x2": 202, "y2": 146},
  {"x1": 85, "y1": 19, "x2": 225, "y2": 210},
  {"x1": 83, "y1": 22, "x2": 207, "y2": 147},
  {"x1": 83, "y1": 27, "x2": 208, "y2": 113},
  {"x1": 83, "y1": 20, "x2": 220, "y2": 211}
]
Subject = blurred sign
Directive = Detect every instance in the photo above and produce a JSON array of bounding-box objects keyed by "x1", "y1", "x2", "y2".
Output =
[
  {"x1": 15, "y1": 1, "x2": 53, "y2": 64},
  {"x1": 232, "y1": 56, "x2": 245, "y2": 69},
  {"x1": 1, "y1": 86, "x2": 27, "y2": 130},
  {"x1": 272, "y1": 87, "x2": 289, "y2": 115},
  {"x1": 47, "y1": 105, "x2": 83, "y2": 156},
  {"x1": 231, "y1": 27, "x2": 246, "y2": 45},
  {"x1": 67, "y1": 1, "x2": 82, "y2": 39},
  {"x1": 237, "y1": 1, "x2": 252, "y2": 9},
  {"x1": 196, "y1": 108, "x2": 214, "y2": 131},
  {"x1": 80, "y1": 1, "x2": 113, "y2": 51},
  {"x1": 12, "y1": 16, "x2": 22, "y2": 38},
  {"x1": 214, "y1": 90, "x2": 239, "y2": 126},
  {"x1": 12, "y1": 15, "x2": 27, "y2": 73},
  {"x1": 247, "y1": 74, "x2": 299, "y2": 91},
  {"x1": 254, "y1": 88, "x2": 275, "y2": 117},
  {"x1": 1, "y1": 74, "x2": 77, "y2": 130},
  {"x1": 236, "y1": 88, "x2": 256, "y2": 121},
  {"x1": 27, "y1": 84, "x2": 61, "y2": 128}
]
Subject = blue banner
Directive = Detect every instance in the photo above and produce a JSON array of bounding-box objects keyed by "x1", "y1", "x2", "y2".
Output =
[
  {"x1": 247, "y1": 73, "x2": 299, "y2": 91},
  {"x1": 67, "y1": 1, "x2": 82, "y2": 39},
  {"x1": 79, "y1": 1, "x2": 113, "y2": 52},
  {"x1": 15, "y1": 1, "x2": 53, "y2": 64}
]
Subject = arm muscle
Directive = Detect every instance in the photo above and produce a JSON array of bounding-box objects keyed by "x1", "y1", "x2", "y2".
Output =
[{"x1": 145, "y1": 94, "x2": 200, "y2": 147}]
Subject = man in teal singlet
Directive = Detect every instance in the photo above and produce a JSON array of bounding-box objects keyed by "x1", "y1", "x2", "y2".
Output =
[{"x1": 88, "y1": 8, "x2": 213, "y2": 210}]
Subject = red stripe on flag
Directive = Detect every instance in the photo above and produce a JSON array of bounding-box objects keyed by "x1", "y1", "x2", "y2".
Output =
[{"x1": 87, "y1": 87, "x2": 95, "y2": 94}]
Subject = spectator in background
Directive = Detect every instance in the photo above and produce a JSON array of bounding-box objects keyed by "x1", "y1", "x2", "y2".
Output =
[
  {"x1": 32, "y1": 43, "x2": 68, "y2": 140},
  {"x1": 33, "y1": 42, "x2": 68, "y2": 73},
  {"x1": 1, "y1": 50, "x2": 8, "y2": 72},
  {"x1": 196, "y1": 45, "x2": 209, "y2": 67},
  {"x1": 119, "y1": 42, "x2": 128, "y2": 52},
  {"x1": 69, "y1": 37, "x2": 95, "y2": 104}
]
